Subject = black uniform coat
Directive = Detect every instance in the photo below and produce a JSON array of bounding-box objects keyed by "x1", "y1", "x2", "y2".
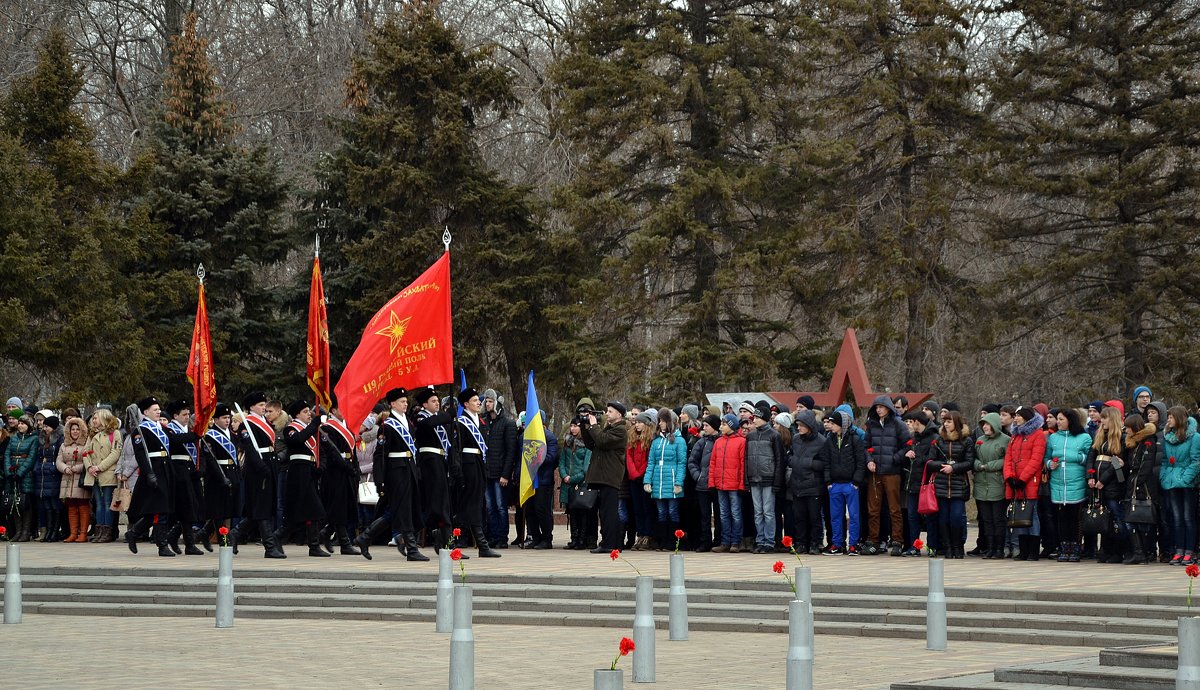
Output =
[
  {"x1": 238, "y1": 415, "x2": 278, "y2": 520},
  {"x1": 319, "y1": 419, "x2": 359, "y2": 526},
  {"x1": 201, "y1": 427, "x2": 240, "y2": 520},
  {"x1": 415, "y1": 408, "x2": 456, "y2": 528},
  {"x1": 452, "y1": 412, "x2": 485, "y2": 529},
  {"x1": 282, "y1": 417, "x2": 326, "y2": 524},
  {"x1": 129, "y1": 421, "x2": 173, "y2": 517}
]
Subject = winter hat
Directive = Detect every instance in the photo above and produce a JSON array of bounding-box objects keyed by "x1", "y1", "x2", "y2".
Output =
[
  {"x1": 795, "y1": 395, "x2": 815, "y2": 410},
  {"x1": 1104, "y1": 399, "x2": 1125, "y2": 417},
  {"x1": 681, "y1": 404, "x2": 700, "y2": 421},
  {"x1": 704, "y1": 404, "x2": 721, "y2": 418},
  {"x1": 980, "y1": 403, "x2": 1001, "y2": 414},
  {"x1": 606, "y1": 400, "x2": 627, "y2": 417},
  {"x1": 754, "y1": 400, "x2": 771, "y2": 418},
  {"x1": 774, "y1": 412, "x2": 794, "y2": 429},
  {"x1": 635, "y1": 411, "x2": 654, "y2": 426},
  {"x1": 702, "y1": 414, "x2": 721, "y2": 430},
  {"x1": 5, "y1": 396, "x2": 21, "y2": 409},
  {"x1": 943, "y1": 402, "x2": 960, "y2": 412},
  {"x1": 1087, "y1": 400, "x2": 1104, "y2": 413},
  {"x1": 481, "y1": 389, "x2": 499, "y2": 403},
  {"x1": 1133, "y1": 386, "x2": 1152, "y2": 404},
  {"x1": 738, "y1": 401, "x2": 757, "y2": 416},
  {"x1": 1033, "y1": 403, "x2": 1049, "y2": 420},
  {"x1": 829, "y1": 411, "x2": 853, "y2": 430},
  {"x1": 42, "y1": 415, "x2": 60, "y2": 431},
  {"x1": 36, "y1": 408, "x2": 55, "y2": 420},
  {"x1": 1014, "y1": 406, "x2": 1038, "y2": 423},
  {"x1": 286, "y1": 399, "x2": 311, "y2": 418},
  {"x1": 720, "y1": 414, "x2": 739, "y2": 430},
  {"x1": 645, "y1": 408, "x2": 659, "y2": 424},
  {"x1": 921, "y1": 401, "x2": 940, "y2": 417}
]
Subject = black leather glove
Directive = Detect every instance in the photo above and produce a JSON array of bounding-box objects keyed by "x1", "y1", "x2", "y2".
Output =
[
  {"x1": 223, "y1": 477, "x2": 232, "y2": 489},
  {"x1": 146, "y1": 473, "x2": 158, "y2": 489}
]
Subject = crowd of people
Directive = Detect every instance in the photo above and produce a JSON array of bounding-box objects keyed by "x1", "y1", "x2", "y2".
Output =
[{"x1": 2, "y1": 385, "x2": 1198, "y2": 567}]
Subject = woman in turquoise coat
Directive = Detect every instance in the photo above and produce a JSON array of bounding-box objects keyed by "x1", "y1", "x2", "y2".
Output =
[
  {"x1": 644, "y1": 408, "x2": 687, "y2": 551},
  {"x1": 3, "y1": 415, "x2": 41, "y2": 541},
  {"x1": 1161, "y1": 406, "x2": 1200, "y2": 566},
  {"x1": 1044, "y1": 409, "x2": 1091, "y2": 561}
]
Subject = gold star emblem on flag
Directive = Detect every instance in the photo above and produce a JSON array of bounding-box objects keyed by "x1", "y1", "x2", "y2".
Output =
[{"x1": 374, "y1": 312, "x2": 413, "y2": 355}]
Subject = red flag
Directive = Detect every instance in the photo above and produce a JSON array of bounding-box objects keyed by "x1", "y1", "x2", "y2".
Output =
[
  {"x1": 307, "y1": 255, "x2": 331, "y2": 410},
  {"x1": 186, "y1": 282, "x2": 218, "y2": 436},
  {"x1": 335, "y1": 252, "x2": 453, "y2": 433}
]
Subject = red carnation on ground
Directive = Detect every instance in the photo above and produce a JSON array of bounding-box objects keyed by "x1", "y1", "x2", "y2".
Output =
[
  {"x1": 773, "y1": 560, "x2": 785, "y2": 574},
  {"x1": 610, "y1": 549, "x2": 620, "y2": 561},
  {"x1": 913, "y1": 538, "x2": 924, "y2": 551}
]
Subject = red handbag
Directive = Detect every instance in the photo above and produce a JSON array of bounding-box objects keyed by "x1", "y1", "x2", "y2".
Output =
[{"x1": 917, "y1": 465, "x2": 939, "y2": 515}]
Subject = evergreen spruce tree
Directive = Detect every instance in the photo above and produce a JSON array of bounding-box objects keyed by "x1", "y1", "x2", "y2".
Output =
[
  {"x1": 0, "y1": 27, "x2": 148, "y2": 401},
  {"x1": 979, "y1": 0, "x2": 1200, "y2": 395},
  {"x1": 551, "y1": 0, "x2": 836, "y2": 399},
  {"x1": 130, "y1": 13, "x2": 291, "y2": 397},
  {"x1": 306, "y1": 3, "x2": 563, "y2": 399}
]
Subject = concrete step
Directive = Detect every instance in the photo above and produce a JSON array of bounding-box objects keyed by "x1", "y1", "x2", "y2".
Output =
[
  {"x1": 5, "y1": 584, "x2": 1179, "y2": 638},
  {"x1": 7, "y1": 574, "x2": 1188, "y2": 621},
  {"x1": 15, "y1": 564, "x2": 1193, "y2": 606},
  {"x1": 13, "y1": 599, "x2": 1173, "y2": 646},
  {"x1": 993, "y1": 657, "x2": 1175, "y2": 689},
  {"x1": 891, "y1": 671, "x2": 1090, "y2": 689},
  {"x1": 1098, "y1": 645, "x2": 1176, "y2": 670}
]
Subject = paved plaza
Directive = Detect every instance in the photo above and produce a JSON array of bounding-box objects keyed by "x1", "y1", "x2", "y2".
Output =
[{"x1": 1, "y1": 543, "x2": 1190, "y2": 688}]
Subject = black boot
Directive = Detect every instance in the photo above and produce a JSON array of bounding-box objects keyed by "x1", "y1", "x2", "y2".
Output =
[
  {"x1": 261, "y1": 519, "x2": 286, "y2": 559},
  {"x1": 319, "y1": 524, "x2": 335, "y2": 554},
  {"x1": 404, "y1": 533, "x2": 430, "y2": 562},
  {"x1": 126, "y1": 516, "x2": 151, "y2": 554},
  {"x1": 196, "y1": 524, "x2": 214, "y2": 552},
  {"x1": 948, "y1": 526, "x2": 964, "y2": 559},
  {"x1": 153, "y1": 522, "x2": 176, "y2": 557},
  {"x1": 431, "y1": 527, "x2": 444, "y2": 554},
  {"x1": 1014, "y1": 536, "x2": 1029, "y2": 561},
  {"x1": 182, "y1": 523, "x2": 204, "y2": 555},
  {"x1": 337, "y1": 526, "x2": 361, "y2": 556},
  {"x1": 1123, "y1": 532, "x2": 1144, "y2": 565},
  {"x1": 166, "y1": 522, "x2": 183, "y2": 555},
  {"x1": 228, "y1": 522, "x2": 242, "y2": 555},
  {"x1": 307, "y1": 524, "x2": 331, "y2": 557},
  {"x1": 354, "y1": 517, "x2": 389, "y2": 561},
  {"x1": 472, "y1": 525, "x2": 501, "y2": 558},
  {"x1": 1025, "y1": 536, "x2": 1040, "y2": 561}
]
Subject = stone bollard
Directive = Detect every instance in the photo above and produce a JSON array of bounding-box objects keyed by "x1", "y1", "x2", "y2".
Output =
[
  {"x1": 668, "y1": 553, "x2": 688, "y2": 641},
  {"x1": 449, "y1": 585, "x2": 474, "y2": 690},
  {"x1": 927, "y1": 557, "x2": 947, "y2": 651},
  {"x1": 632, "y1": 575, "x2": 655, "y2": 683},
  {"x1": 4, "y1": 542, "x2": 20, "y2": 624},
  {"x1": 436, "y1": 549, "x2": 453, "y2": 633},
  {"x1": 215, "y1": 545, "x2": 234, "y2": 628},
  {"x1": 786, "y1": 599, "x2": 814, "y2": 690},
  {"x1": 1179, "y1": 616, "x2": 1200, "y2": 690},
  {"x1": 594, "y1": 668, "x2": 624, "y2": 690}
]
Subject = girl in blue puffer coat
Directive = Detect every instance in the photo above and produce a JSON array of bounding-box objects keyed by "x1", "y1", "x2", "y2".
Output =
[
  {"x1": 1044, "y1": 408, "x2": 1092, "y2": 562},
  {"x1": 645, "y1": 408, "x2": 687, "y2": 552},
  {"x1": 1161, "y1": 406, "x2": 1200, "y2": 566}
]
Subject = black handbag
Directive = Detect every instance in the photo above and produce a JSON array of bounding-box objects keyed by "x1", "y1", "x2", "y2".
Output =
[
  {"x1": 1007, "y1": 499, "x2": 1035, "y2": 528},
  {"x1": 1, "y1": 487, "x2": 26, "y2": 516},
  {"x1": 1081, "y1": 492, "x2": 1113, "y2": 534},
  {"x1": 567, "y1": 485, "x2": 598, "y2": 511},
  {"x1": 1122, "y1": 447, "x2": 1158, "y2": 525}
]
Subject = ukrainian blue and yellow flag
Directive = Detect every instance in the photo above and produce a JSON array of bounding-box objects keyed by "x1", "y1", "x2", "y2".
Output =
[{"x1": 519, "y1": 370, "x2": 547, "y2": 507}]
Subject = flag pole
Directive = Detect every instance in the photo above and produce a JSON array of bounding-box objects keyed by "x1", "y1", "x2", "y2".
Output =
[
  {"x1": 197, "y1": 263, "x2": 205, "y2": 285},
  {"x1": 443, "y1": 227, "x2": 451, "y2": 252}
]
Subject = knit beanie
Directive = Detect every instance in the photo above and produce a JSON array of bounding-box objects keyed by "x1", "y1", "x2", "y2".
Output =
[
  {"x1": 681, "y1": 404, "x2": 700, "y2": 421},
  {"x1": 702, "y1": 414, "x2": 721, "y2": 430}
]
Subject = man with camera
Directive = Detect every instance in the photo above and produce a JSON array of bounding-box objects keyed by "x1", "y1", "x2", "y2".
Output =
[{"x1": 580, "y1": 399, "x2": 628, "y2": 553}]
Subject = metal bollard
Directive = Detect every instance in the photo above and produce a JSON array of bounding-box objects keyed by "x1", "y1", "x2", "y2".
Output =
[
  {"x1": 632, "y1": 575, "x2": 656, "y2": 683},
  {"x1": 436, "y1": 549, "x2": 453, "y2": 633},
  {"x1": 786, "y1": 599, "x2": 814, "y2": 690},
  {"x1": 796, "y1": 566, "x2": 812, "y2": 606},
  {"x1": 926, "y1": 558, "x2": 947, "y2": 651},
  {"x1": 594, "y1": 668, "x2": 624, "y2": 690},
  {"x1": 1179, "y1": 616, "x2": 1200, "y2": 689},
  {"x1": 4, "y1": 542, "x2": 20, "y2": 624},
  {"x1": 668, "y1": 553, "x2": 688, "y2": 641},
  {"x1": 449, "y1": 585, "x2": 474, "y2": 690},
  {"x1": 215, "y1": 545, "x2": 234, "y2": 628}
]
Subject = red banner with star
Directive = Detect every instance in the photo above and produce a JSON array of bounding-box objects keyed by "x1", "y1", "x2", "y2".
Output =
[{"x1": 334, "y1": 252, "x2": 453, "y2": 433}]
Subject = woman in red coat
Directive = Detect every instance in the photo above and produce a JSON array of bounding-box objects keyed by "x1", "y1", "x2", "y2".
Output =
[{"x1": 1004, "y1": 406, "x2": 1047, "y2": 560}]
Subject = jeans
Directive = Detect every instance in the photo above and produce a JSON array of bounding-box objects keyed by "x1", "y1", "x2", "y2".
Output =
[
  {"x1": 483, "y1": 479, "x2": 508, "y2": 545},
  {"x1": 1167, "y1": 488, "x2": 1197, "y2": 554},
  {"x1": 655, "y1": 498, "x2": 680, "y2": 523},
  {"x1": 749, "y1": 485, "x2": 776, "y2": 548},
  {"x1": 905, "y1": 493, "x2": 939, "y2": 550},
  {"x1": 829, "y1": 483, "x2": 860, "y2": 548},
  {"x1": 94, "y1": 485, "x2": 114, "y2": 527},
  {"x1": 717, "y1": 490, "x2": 743, "y2": 545},
  {"x1": 937, "y1": 499, "x2": 966, "y2": 547}
]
